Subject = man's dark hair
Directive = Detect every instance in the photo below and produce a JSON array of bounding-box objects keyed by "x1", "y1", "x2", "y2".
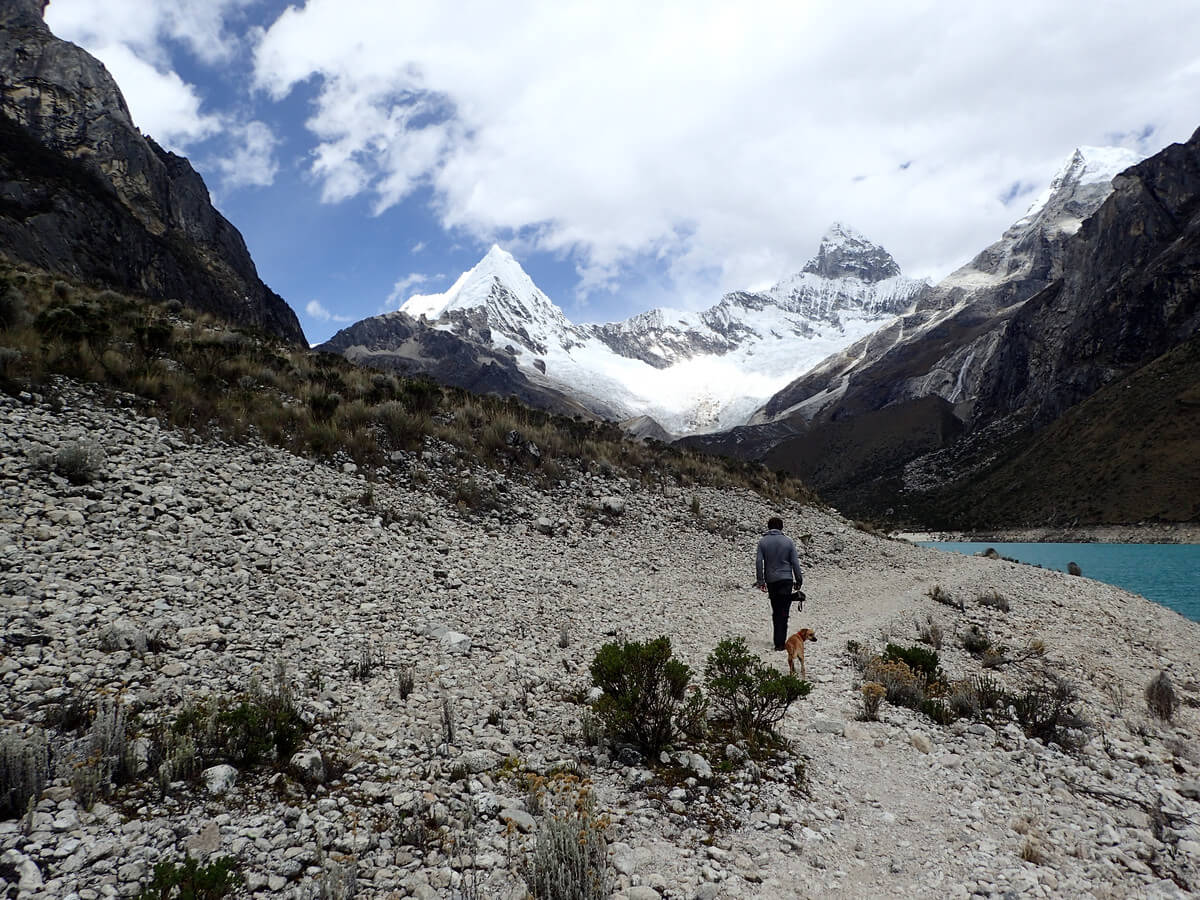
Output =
[{"x1": 767, "y1": 516, "x2": 783, "y2": 530}]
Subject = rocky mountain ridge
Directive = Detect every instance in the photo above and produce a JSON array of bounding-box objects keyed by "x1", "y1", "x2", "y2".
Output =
[
  {"x1": 325, "y1": 227, "x2": 927, "y2": 435},
  {"x1": 727, "y1": 130, "x2": 1200, "y2": 528},
  {"x1": 0, "y1": 0, "x2": 304, "y2": 343}
]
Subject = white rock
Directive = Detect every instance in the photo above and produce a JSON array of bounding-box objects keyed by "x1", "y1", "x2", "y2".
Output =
[
  {"x1": 202, "y1": 764, "x2": 238, "y2": 795},
  {"x1": 440, "y1": 630, "x2": 471, "y2": 653},
  {"x1": 0, "y1": 850, "x2": 42, "y2": 890},
  {"x1": 290, "y1": 749, "x2": 326, "y2": 783}
]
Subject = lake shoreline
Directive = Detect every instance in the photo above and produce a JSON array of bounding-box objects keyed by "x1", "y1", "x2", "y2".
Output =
[{"x1": 896, "y1": 522, "x2": 1200, "y2": 545}]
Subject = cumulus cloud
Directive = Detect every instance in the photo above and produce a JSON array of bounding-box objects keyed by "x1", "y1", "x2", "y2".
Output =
[
  {"x1": 46, "y1": 0, "x2": 251, "y2": 66},
  {"x1": 209, "y1": 121, "x2": 280, "y2": 189},
  {"x1": 254, "y1": 0, "x2": 1200, "y2": 301},
  {"x1": 305, "y1": 300, "x2": 353, "y2": 323}
]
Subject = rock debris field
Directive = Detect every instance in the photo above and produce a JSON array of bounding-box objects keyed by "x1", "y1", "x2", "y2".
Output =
[{"x1": 2, "y1": 382, "x2": 1199, "y2": 899}]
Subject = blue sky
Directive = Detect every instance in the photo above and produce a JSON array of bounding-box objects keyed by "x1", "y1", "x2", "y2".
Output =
[{"x1": 43, "y1": 0, "x2": 1200, "y2": 344}]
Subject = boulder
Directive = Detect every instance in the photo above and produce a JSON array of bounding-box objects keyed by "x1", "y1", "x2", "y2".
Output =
[
  {"x1": 290, "y1": 749, "x2": 326, "y2": 784},
  {"x1": 601, "y1": 496, "x2": 626, "y2": 515},
  {"x1": 440, "y1": 630, "x2": 471, "y2": 654},
  {"x1": 202, "y1": 764, "x2": 238, "y2": 795}
]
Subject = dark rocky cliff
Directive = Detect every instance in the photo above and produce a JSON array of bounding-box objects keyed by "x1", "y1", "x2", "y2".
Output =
[
  {"x1": 973, "y1": 131, "x2": 1200, "y2": 427},
  {"x1": 0, "y1": 0, "x2": 304, "y2": 343}
]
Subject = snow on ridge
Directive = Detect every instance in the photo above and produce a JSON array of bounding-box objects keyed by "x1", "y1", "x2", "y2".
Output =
[{"x1": 1018, "y1": 146, "x2": 1143, "y2": 226}]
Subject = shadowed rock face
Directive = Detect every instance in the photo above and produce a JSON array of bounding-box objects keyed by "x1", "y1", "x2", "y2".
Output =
[{"x1": 0, "y1": 1, "x2": 305, "y2": 343}]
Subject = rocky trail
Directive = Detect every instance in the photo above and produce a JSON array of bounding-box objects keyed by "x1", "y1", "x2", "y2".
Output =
[{"x1": 2, "y1": 382, "x2": 1199, "y2": 899}]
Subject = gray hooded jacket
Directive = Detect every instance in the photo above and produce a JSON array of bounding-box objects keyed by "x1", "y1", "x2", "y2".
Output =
[{"x1": 756, "y1": 529, "x2": 802, "y2": 586}]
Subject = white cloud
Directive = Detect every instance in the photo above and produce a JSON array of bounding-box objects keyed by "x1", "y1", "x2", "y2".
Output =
[
  {"x1": 46, "y1": 0, "x2": 251, "y2": 66},
  {"x1": 253, "y1": 0, "x2": 1200, "y2": 303},
  {"x1": 209, "y1": 121, "x2": 280, "y2": 188},
  {"x1": 305, "y1": 299, "x2": 353, "y2": 323},
  {"x1": 384, "y1": 273, "x2": 433, "y2": 310}
]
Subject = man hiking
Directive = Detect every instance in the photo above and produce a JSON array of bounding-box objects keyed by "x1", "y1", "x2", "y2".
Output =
[{"x1": 755, "y1": 516, "x2": 803, "y2": 651}]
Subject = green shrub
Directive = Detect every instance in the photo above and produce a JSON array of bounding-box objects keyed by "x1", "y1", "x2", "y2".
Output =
[
  {"x1": 704, "y1": 637, "x2": 811, "y2": 738},
  {"x1": 306, "y1": 392, "x2": 341, "y2": 422},
  {"x1": 137, "y1": 854, "x2": 242, "y2": 900},
  {"x1": 589, "y1": 637, "x2": 693, "y2": 755},
  {"x1": 173, "y1": 673, "x2": 306, "y2": 769},
  {"x1": 376, "y1": 400, "x2": 426, "y2": 451},
  {"x1": 919, "y1": 698, "x2": 956, "y2": 725},
  {"x1": 971, "y1": 674, "x2": 1011, "y2": 711},
  {"x1": 400, "y1": 377, "x2": 442, "y2": 414},
  {"x1": 1145, "y1": 671, "x2": 1179, "y2": 722},
  {"x1": 882, "y1": 643, "x2": 943, "y2": 683}
]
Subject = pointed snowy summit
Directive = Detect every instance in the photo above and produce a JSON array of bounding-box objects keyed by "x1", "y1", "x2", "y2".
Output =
[
  {"x1": 1016, "y1": 146, "x2": 1143, "y2": 231},
  {"x1": 401, "y1": 245, "x2": 551, "y2": 320},
  {"x1": 801, "y1": 222, "x2": 902, "y2": 283},
  {"x1": 400, "y1": 245, "x2": 578, "y2": 355}
]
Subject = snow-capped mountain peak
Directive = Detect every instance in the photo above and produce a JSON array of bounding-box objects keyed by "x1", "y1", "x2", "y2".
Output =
[
  {"x1": 375, "y1": 230, "x2": 926, "y2": 435},
  {"x1": 1016, "y1": 146, "x2": 1143, "y2": 231},
  {"x1": 802, "y1": 222, "x2": 903, "y2": 282},
  {"x1": 400, "y1": 244, "x2": 579, "y2": 355}
]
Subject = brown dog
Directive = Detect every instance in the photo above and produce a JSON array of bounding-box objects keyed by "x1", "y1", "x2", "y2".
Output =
[{"x1": 785, "y1": 628, "x2": 817, "y2": 678}]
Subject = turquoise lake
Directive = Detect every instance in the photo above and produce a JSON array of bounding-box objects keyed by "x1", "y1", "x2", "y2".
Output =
[{"x1": 917, "y1": 542, "x2": 1200, "y2": 623}]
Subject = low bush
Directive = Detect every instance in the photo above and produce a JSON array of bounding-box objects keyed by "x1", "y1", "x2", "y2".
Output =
[
  {"x1": 704, "y1": 637, "x2": 811, "y2": 739},
  {"x1": 522, "y1": 774, "x2": 611, "y2": 900},
  {"x1": 863, "y1": 659, "x2": 926, "y2": 709},
  {"x1": 920, "y1": 698, "x2": 956, "y2": 725},
  {"x1": 916, "y1": 615, "x2": 943, "y2": 650},
  {"x1": 976, "y1": 591, "x2": 1010, "y2": 612},
  {"x1": 1145, "y1": 671, "x2": 1180, "y2": 722},
  {"x1": 845, "y1": 640, "x2": 875, "y2": 671},
  {"x1": 882, "y1": 643, "x2": 943, "y2": 684},
  {"x1": 971, "y1": 673, "x2": 1011, "y2": 712},
  {"x1": 589, "y1": 637, "x2": 694, "y2": 755},
  {"x1": 41, "y1": 440, "x2": 107, "y2": 484},
  {"x1": 0, "y1": 284, "x2": 26, "y2": 330},
  {"x1": 172, "y1": 673, "x2": 306, "y2": 769},
  {"x1": 860, "y1": 682, "x2": 885, "y2": 721},
  {"x1": 961, "y1": 625, "x2": 992, "y2": 656},
  {"x1": 928, "y1": 585, "x2": 964, "y2": 612},
  {"x1": 947, "y1": 680, "x2": 982, "y2": 719},
  {"x1": 1012, "y1": 677, "x2": 1087, "y2": 748},
  {"x1": 136, "y1": 854, "x2": 242, "y2": 900}
]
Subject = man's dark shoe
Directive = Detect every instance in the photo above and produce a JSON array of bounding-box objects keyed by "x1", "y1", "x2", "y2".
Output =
[{"x1": 774, "y1": 645, "x2": 786, "y2": 651}]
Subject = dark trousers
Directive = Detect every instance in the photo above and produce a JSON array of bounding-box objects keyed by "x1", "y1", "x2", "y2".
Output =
[{"x1": 767, "y1": 580, "x2": 793, "y2": 649}]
